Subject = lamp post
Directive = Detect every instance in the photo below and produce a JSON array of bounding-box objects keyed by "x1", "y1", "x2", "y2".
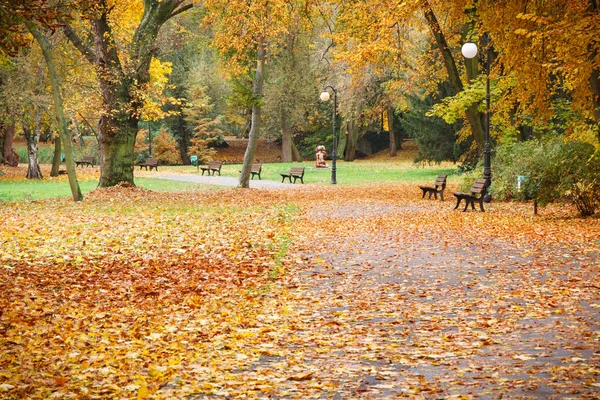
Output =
[
  {"x1": 147, "y1": 120, "x2": 153, "y2": 157},
  {"x1": 462, "y1": 33, "x2": 492, "y2": 201},
  {"x1": 320, "y1": 86, "x2": 338, "y2": 184}
]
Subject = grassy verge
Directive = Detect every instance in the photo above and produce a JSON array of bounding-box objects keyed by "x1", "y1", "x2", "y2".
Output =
[
  {"x1": 1, "y1": 159, "x2": 457, "y2": 202},
  {"x1": 0, "y1": 178, "x2": 216, "y2": 202},
  {"x1": 167, "y1": 160, "x2": 457, "y2": 185}
]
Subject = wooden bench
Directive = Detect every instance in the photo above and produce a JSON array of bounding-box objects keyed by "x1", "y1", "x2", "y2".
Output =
[
  {"x1": 280, "y1": 166, "x2": 305, "y2": 183},
  {"x1": 139, "y1": 158, "x2": 158, "y2": 171},
  {"x1": 240, "y1": 163, "x2": 263, "y2": 180},
  {"x1": 200, "y1": 161, "x2": 222, "y2": 176},
  {"x1": 75, "y1": 156, "x2": 95, "y2": 167},
  {"x1": 452, "y1": 178, "x2": 488, "y2": 212},
  {"x1": 418, "y1": 174, "x2": 447, "y2": 201}
]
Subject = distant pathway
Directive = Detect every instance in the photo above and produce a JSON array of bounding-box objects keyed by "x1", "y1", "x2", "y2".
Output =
[{"x1": 152, "y1": 173, "x2": 300, "y2": 190}]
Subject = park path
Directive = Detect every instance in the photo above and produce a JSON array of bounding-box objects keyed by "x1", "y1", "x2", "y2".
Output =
[
  {"x1": 152, "y1": 173, "x2": 299, "y2": 190},
  {"x1": 236, "y1": 199, "x2": 600, "y2": 399},
  {"x1": 141, "y1": 177, "x2": 599, "y2": 398}
]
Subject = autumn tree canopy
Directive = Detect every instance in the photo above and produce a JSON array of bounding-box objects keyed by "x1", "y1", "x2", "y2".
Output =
[{"x1": 2, "y1": 0, "x2": 599, "y2": 188}]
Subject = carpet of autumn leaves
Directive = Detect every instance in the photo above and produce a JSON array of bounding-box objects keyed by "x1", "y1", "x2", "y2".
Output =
[{"x1": 1, "y1": 181, "x2": 599, "y2": 399}]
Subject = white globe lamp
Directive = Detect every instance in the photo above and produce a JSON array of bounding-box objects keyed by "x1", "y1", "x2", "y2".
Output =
[{"x1": 461, "y1": 42, "x2": 478, "y2": 59}]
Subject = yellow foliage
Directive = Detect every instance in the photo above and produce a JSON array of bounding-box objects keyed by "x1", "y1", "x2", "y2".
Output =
[
  {"x1": 202, "y1": 0, "x2": 298, "y2": 76},
  {"x1": 140, "y1": 58, "x2": 179, "y2": 121}
]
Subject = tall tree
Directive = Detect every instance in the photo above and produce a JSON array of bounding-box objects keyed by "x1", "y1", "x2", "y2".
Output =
[
  {"x1": 203, "y1": 0, "x2": 309, "y2": 188},
  {"x1": 62, "y1": 0, "x2": 193, "y2": 187},
  {"x1": 26, "y1": 22, "x2": 83, "y2": 200},
  {"x1": 330, "y1": 0, "x2": 487, "y2": 159},
  {"x1": 477, "y1": 0, "x2": 600, "y2": 144}
]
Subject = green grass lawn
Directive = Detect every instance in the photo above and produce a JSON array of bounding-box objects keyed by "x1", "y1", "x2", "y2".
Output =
[
  {"x1": 175, "y1": 160, "x2": 458, "y2": 185},
  {"x1": 0, "y1": 177, "x2": 217, "y2": 202},
  {"x1": 0, "y1": 161, "x2": 457, "y2": 202}
]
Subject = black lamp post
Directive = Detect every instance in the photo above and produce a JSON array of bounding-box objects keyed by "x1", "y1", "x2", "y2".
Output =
[
  {"x1": 320, "y1": 86, "x2": 338, "y2": 184},
  {"x1": 147, "y1": 120, "x2": 153, "y2": 157},
  {"x1": 462, "y1": 33, "x2": 492, "y2": 200}
]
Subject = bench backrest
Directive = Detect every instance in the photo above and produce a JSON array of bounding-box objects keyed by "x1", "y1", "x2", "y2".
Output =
[
  {"x1": 434, "y1": 174, "x2": 447, "y2": 188},
  {"x1": 470, "y1": 178, "x2": 488, "y2": 195},
  {"x1": 146, "y1": 158, "x2": 158, "y2": 166},
  {"x1": 251, "y1": 163, "x2": 262, "y2": 172},
  {"x1": 290, "y1": 167, "x2": 305, "y2": 176},
  {"x1": 209, "y1": 161, "x2": 222, "y2": 168},
  {"x1": 83, "y1": 156, "x2": 95, "y2": 162}
]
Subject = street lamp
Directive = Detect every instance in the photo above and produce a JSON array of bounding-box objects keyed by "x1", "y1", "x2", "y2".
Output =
[
  {"x1": 147, "y1": 120, "x2": 153, "y2": 157},
  {"x1": 320, "y1": 86, "x2": 338, "y2": 184},
  {"x1": 462, "y1": 33, "x2": 492, "y2": 201}
]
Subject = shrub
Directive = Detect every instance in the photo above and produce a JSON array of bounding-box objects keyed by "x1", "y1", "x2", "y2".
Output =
[
  {"x1": 134, "y1": 131, "x2": 150, "y2": 163},
  {"x1": 187, "y1": 137, "x2": 216, "y2": 164},
  {"x1": 491, "y1": 138, "x2": 600, "y2": 217},
  {"x1": 152, "y1": 129, "x2": 181, "y2": 165}
]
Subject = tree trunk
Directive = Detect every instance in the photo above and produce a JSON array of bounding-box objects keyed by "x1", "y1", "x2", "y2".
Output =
[
  {"x1": 588, "y1": 0, "x2": 600, "y2": 141},
  {"x1": 175, "y1": 114, "x2": 191, "y2": 165},
  {"x1": 0, "y1": 124, "x2": 5, "y2": 164},
  {"x1": 27, "y1": 22, "x2": 82, "y2": 200},
  {"x1": 50, "y1": 134, "x2": 61, "y2": 176},
  {"x1": 281, "y1": 105, "x2": 292, "y2": 162},
  {"x1": 338, "y1": 123, "x2": 347, "y2": 158},
  {"x1": 62, "y1": 0, "x2": 192, "y2": 187},
  {"x1": 23, "y1": 112, "x2": 43, "y2": 179},
  {"x1": 98, "y1": 116, "x2": 138, "y2": 187},
  {"x1": 291, "y1": 140, "x2": 303, "y2": 162},
  {"x1": 421, "y1": 0, "x2": 485, "y2": 154},
  {"x1": 2, "y1": 123, "x2": 18, "y2": 166},
  {"x1": 388, "y1": 105, "x2": 397, "y2": 157},
  {"x1": 345, "y1": 119, "x2": 359, "y2": 161},
  {"x1": 239, "y1": 42, "x2": 266, "y2": 188}
]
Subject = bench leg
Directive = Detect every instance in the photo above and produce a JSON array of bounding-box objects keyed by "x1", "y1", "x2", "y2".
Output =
[
  {"x1": 454, "y1": 197, "x2": 462, "y2": 210},
  {"x1": 440, "y1": 191, "x2": 445, "y2": 201},
  {"x1": 420, "y1": 189, "x2": 427, "y2": 199},
  {"x1": 479, "y1": 199, "x2": 485, "y2": 212},
  {"x1": 463, "y1": 198, "x2": 472, "y2": 212}
]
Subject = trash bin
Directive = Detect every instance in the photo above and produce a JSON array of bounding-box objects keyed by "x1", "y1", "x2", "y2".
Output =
[{"x1": 190, "y1": 155, "x2": 198, "y2": 166}]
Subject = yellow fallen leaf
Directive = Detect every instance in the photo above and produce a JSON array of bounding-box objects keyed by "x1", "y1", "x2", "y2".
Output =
[{"x1": 137, "y1": 384, "x2": 149, "y2": 399}]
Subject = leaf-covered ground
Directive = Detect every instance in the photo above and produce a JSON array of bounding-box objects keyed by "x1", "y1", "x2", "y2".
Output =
[{"x1": 1, "y1": 183, "x2": 599, "y2": 399}]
